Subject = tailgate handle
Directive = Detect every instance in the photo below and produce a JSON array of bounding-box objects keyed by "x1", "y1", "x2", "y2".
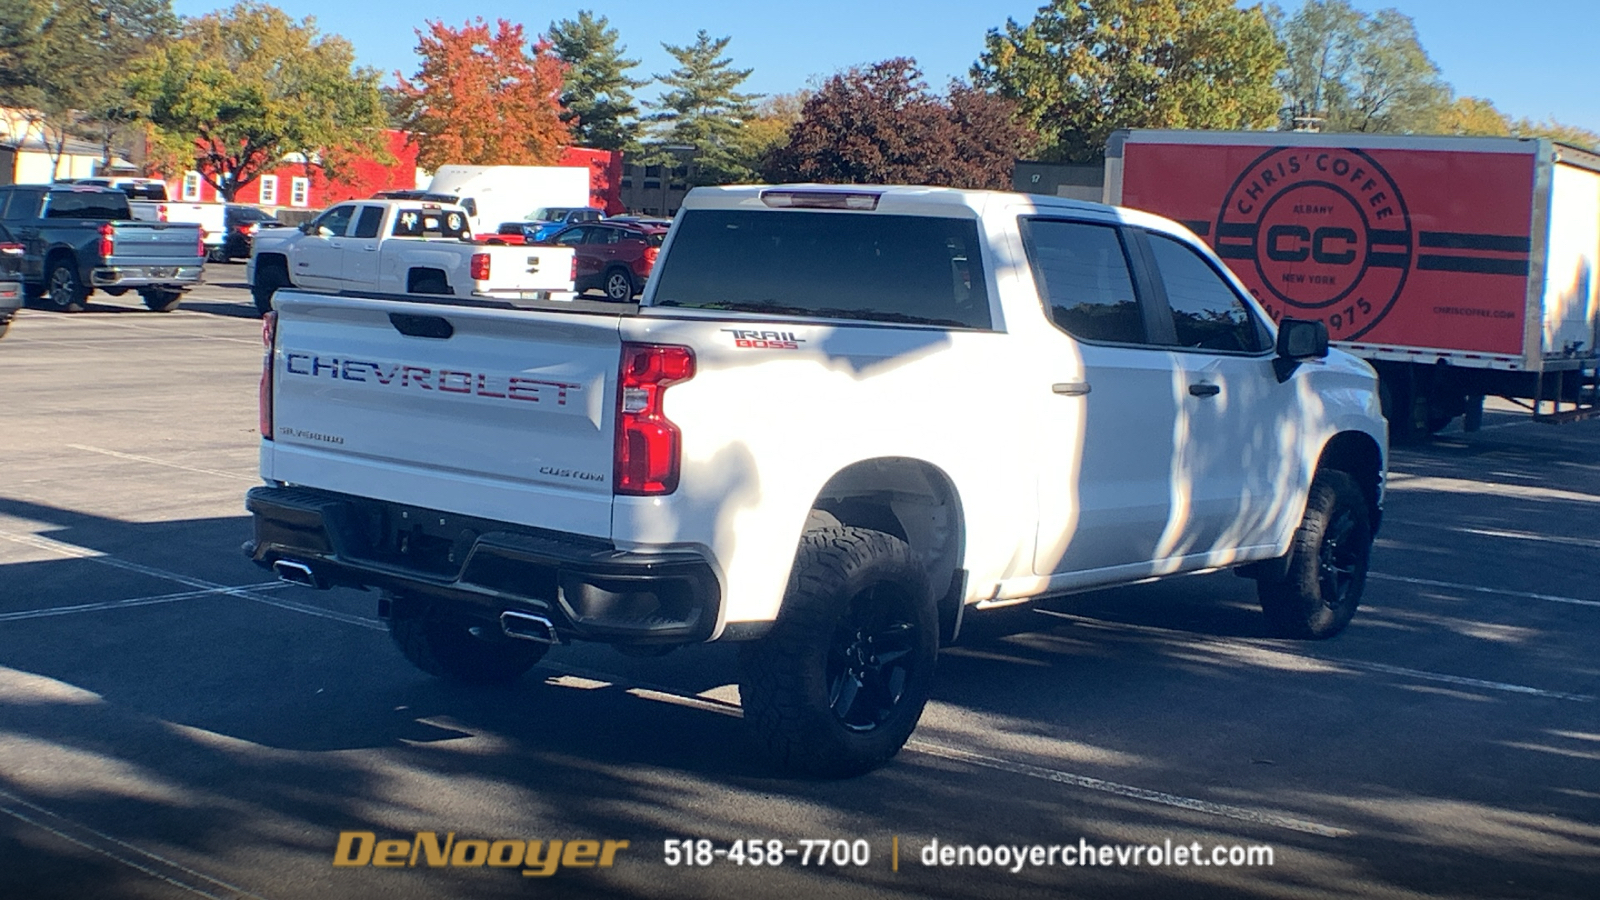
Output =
[{"x1": 389, "y1": 313, "x2": 454, "y2": 339}]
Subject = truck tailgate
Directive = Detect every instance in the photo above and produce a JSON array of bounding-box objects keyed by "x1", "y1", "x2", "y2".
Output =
[
  {"x1": 112, "y1": 222, "x2": 203, "y2": 262},
  {"x1": 265, "y1": 291, "x2": 624, "y2": 538}
]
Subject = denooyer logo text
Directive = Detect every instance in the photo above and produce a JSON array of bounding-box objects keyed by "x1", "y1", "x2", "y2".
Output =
[{"x1": 333, "y1": 831, "x2": 629, "y2": 877}]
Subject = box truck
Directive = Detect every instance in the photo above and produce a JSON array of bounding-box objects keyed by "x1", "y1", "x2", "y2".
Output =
[
  {"x1": 1106, "y1": 130, "x2": 1600, "y2": 438},
  {"x1": 421, "y1": 165, "x2": 591, "y2": 235}
]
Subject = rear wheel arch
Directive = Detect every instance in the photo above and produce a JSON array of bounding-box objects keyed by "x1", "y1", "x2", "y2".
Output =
[
  {"x1": 407, "y1": 268, "x2": 450, "y2": 294},
  {"x1": 806, "y1": 457, "x2": 967, "y2": 641}
]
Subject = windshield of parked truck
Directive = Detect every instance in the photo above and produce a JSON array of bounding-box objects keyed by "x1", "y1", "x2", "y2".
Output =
[{"x1": 651, "y1": 209, "x2": 991, "y2": 329}]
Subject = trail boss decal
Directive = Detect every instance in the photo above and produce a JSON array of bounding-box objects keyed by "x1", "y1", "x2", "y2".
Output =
[
  {"x1": 1215, "y1": 147, "x2": 1413, "y2": 341},
  {"x1": 722, "y1": 328, "x2": 806, "y2": 350}
]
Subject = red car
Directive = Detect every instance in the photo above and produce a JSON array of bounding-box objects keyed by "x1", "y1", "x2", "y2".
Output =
[{"x1": 545, "y1": 221, "x2": 668, "y2": 301}]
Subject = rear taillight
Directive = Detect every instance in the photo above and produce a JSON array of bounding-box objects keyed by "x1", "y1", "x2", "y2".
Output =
[
  {"x1": 259, "y1": 312, "x2": 276, "y2": 441},
  {"x1": 470, "y1": 252, "x2": 491, "y2": 280},
  {"x1": 642, "y1": 245, "x2": 659, "y2": 272},
  {"x1": 157, "y1": 204, "x2": 169, "y2": 222},
  {"x1": 615, "y1": 343, "x2": 695, "y2": 495},
  {"x1": 570, "y1": 254, "x2": 578, "y2": 283},
  {"x1": 197, "y1": 230, "x2": 206, "y2": 258},
  {"x1": 97, "y1": 223, "x2": 114, "y2": 258}
]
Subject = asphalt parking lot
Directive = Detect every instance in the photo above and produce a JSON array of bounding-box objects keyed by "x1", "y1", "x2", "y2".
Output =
[{"x1": 1, "y1": 273, "x2": 1597, "y2": 899}]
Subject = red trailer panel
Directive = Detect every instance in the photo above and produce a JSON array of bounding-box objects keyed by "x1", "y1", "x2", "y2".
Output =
[{"x1": 1118, "y1": 139, "x2": 1535, "y2": 355}]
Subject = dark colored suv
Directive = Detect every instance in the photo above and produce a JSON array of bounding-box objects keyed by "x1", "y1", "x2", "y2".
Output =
[
  {"x1": 222, "y1": 204, "x2": 285, "y2": 261},
  {"x1": 544, "y1": 220, "x2": 669, "y2": 300}
]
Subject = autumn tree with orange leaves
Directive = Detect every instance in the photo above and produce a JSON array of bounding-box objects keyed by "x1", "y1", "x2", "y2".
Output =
[{"x1": 395, "y1": 18, "x2": 570, "y2": 169}]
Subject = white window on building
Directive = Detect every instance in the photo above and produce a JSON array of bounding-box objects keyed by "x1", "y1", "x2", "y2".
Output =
[
  {"x1": 182, "y1": 171, "x2": 202, "y2": 201},
  {"x1": 258, "y1": 175, "x2": 278, "y2": 206},
  {"x1": 290, "y1": 176, "x2": 310, "y2": 207}
]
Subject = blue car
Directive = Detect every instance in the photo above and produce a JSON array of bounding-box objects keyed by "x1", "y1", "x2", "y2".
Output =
[{"x1": 502, "y1": 207, "x2": 605, "y2": 243}]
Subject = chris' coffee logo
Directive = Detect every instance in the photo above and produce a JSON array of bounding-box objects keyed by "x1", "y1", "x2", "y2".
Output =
[{"x1": 1213, "y1": 147, "x2": 1412, "y2": 341}]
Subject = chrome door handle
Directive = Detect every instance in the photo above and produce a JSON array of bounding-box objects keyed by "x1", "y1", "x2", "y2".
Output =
[
  {"x1": 1189, "y1": 383, "x2": 1220, "y2": 397},
  {"x1": 1052, "y1": 382, "x2": 1091, "y2": 396}
]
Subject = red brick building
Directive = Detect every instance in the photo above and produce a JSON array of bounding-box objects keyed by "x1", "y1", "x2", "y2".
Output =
[{"x1": 170, "y1": 130, "x2": 622, "y2": 214}]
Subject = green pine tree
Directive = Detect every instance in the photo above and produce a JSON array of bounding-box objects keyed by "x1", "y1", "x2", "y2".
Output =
[
  {"x1": 643, "y1": 30, "x2": 760, "y2": 185},
  {"x1": 547, "y1": 10, "x2": 647, "y2": 151}
]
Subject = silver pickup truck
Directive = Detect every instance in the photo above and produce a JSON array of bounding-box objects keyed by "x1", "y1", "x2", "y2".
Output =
[{"x1": 0, "y1": 184, "x2": 205, "y2": 312}]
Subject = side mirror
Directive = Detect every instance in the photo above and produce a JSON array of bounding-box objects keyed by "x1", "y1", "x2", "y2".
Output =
[{"x1": 1273, "y1": 318, "x2": 1329, "y2": 382}]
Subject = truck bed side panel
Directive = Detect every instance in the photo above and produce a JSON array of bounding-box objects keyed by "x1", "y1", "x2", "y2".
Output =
[{"x1": 264, "y1": 292, "x2": 623, "y2": 538}]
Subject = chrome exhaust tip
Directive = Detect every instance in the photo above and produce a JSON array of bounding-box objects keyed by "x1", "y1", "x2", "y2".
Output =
[
  {"x1": 500, "y1": 610, "x2": 558, "y2": 644},
  {"x1": 272, "y1": 559, "x2": 326, "y2": 589}
]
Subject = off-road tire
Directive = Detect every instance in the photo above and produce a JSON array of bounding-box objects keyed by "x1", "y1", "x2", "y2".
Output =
[
  {"x1": 387, "y1": 595, "x2": 546, "y2": 684},
  {"x1": 1258, "y1": 470, "x2": 1372, "y2": 639},
  {"x1": 45, "y1": 259, "x2": 86, "y2": 312},
  {"x1": 140, "y1": 289, "x2": 182, "y2": 312},
  {"x1": 252, "y1": 263, "x2": 289, "y2": 316},
  {"x1": 738, "y1": 526, "x2": 936, "y2": 778}
]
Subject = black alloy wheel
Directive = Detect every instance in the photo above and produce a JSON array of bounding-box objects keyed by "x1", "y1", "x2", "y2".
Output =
[{"x1": 826, "y1": 584, "x2": 921, "y2": 732}]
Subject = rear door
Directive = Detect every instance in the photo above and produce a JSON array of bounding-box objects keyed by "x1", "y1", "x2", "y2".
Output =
[
  {"x1": 267, "y1": 293, "x2": 627, "y2": 537},
  {"x1": 341, "y1": 205, "x2": 387, "y2": 286},
  {"x1": 1025, "y1": 217, "x2": 1189, "y2": 577}
]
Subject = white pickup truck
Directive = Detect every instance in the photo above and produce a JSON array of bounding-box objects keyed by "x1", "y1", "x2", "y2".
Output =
[
  {"x1": 245, "y1": 185, "x2": 1388, "y2": 776},
  {"x1": 246, "y1": 199, "x2": 576, "y2": 316}
]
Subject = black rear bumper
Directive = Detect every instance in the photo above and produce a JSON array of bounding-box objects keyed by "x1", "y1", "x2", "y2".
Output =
[{"x1": 244, "y1": 486, "x2": 720, "y2": 645}]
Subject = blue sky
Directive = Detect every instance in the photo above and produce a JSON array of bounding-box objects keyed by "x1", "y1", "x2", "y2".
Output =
[{"x1": 172, "y1": 1, "x2": 1600, "y2": 134}]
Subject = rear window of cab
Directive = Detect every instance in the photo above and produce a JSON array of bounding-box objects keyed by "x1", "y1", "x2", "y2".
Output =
[{"x1": 651, "y1": 209, "x2": 991, "y2": 329}]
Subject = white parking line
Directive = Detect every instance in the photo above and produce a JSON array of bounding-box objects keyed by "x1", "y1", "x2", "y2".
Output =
[
  {"x1": 66, "y1": 444, "x2": 258, "y2": 482},
  {"x1": 0, "y1": 582, "x2": 291, "y2": 622},
  {"x1": 1368, "y1": 571, "x2": 1600, "y2": 609},
  {"x1": 908, "y1": 742, "x2": 1351, "y2": 838},
  {"x1": 0, "y1": 528, "x2": 376, "y2": 629},
  {"x1": 1031, "y1": 609, "x2": 1594, "y2": 702},
  {"x1": 1384, "y1": 519, "x2": 1600, "y2": 552},
  {"x1": 0, "y1": 787, "x2": 268, "y2": 900},
  {"x1": 533, "y1": 663, "x2": 1351, "y2": 837}
]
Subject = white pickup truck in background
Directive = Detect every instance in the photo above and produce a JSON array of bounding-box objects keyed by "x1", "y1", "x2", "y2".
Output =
[
  {"x1": 62, "y1": 177, "x2": 229, "y2": 261},
  {"x1": 247, "y1": 198, "x2": 576, "y2": 316},
  {"x1": 246, "y1": 184, "x2": 1388, "y2": 777}
]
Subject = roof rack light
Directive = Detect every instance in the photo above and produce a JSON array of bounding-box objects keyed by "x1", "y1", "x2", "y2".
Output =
[{"x1": 760, "y1": 189, "x2": 881, "y2": 210}]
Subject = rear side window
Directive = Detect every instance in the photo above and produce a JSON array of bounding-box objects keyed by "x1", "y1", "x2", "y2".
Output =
[
  {"x1": 652, "y1": 210, "x2": 991, "y2": 329},
  {"x1": 45, "y1": 191, "x2": 128, "y2": 220},
  {"x1": 353, "y1": 206, "x2": 384, "y2": 238},
  {"x1": 391, "y1": 207, "x2": 469, "y2": 238},
  {"x1": 1, "y1": 189, "x2": 42, "y2": 220},
  {"x1": 1022, "y1": 219, "x2": 1144, "y2": 344},
  {"x1": 1146, "y1": 234, "x2": 1269, "y2": 353}
]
